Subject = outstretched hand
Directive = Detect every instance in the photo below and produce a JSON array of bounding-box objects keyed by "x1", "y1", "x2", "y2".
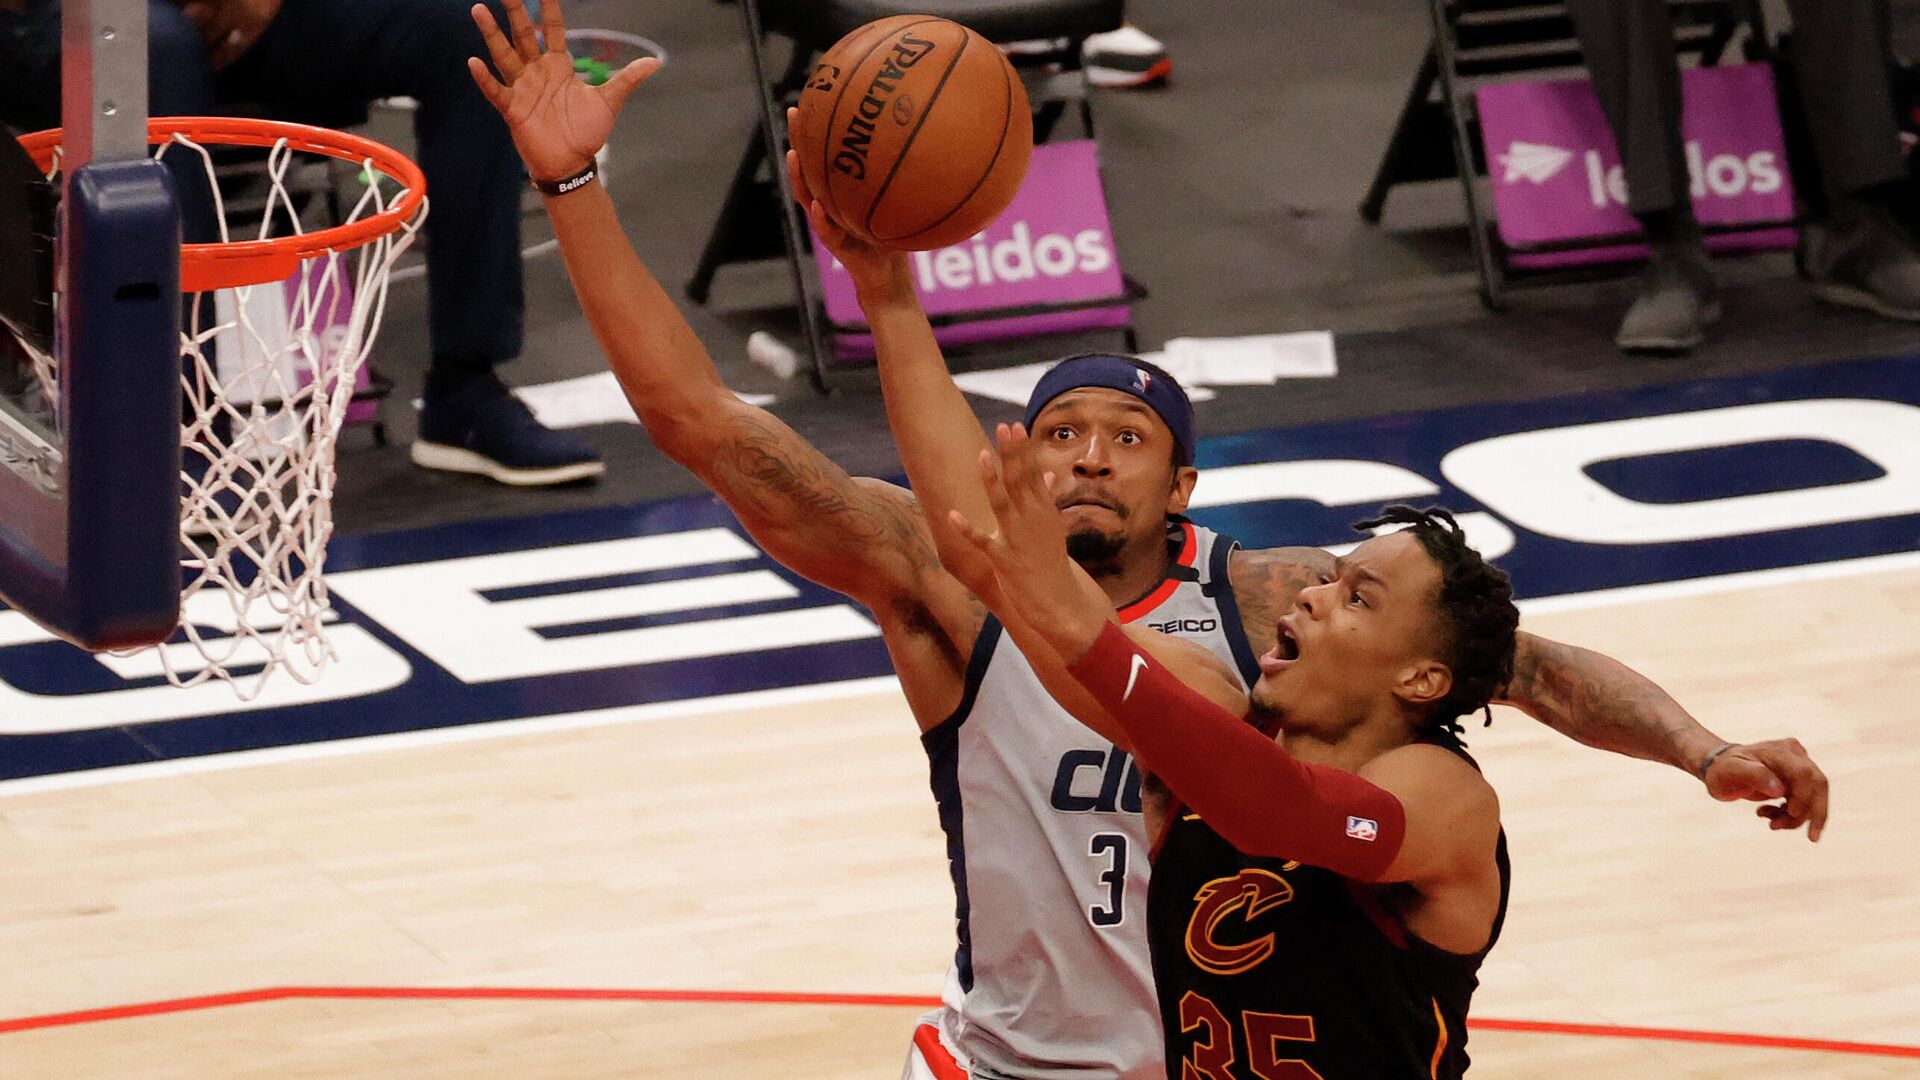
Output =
[
  {"x1": 947, "y1": 424, "x2": 1109, "y2": 660},
  {"x1": 468, "y1": 0, "x2": 660, "y2": 183},
  {"x1": 1703, "y1": 737, "x2": 1830, "y2": 841},
  {"x1": 784, "y1": 107, "x2": 911, "y2": 294}
]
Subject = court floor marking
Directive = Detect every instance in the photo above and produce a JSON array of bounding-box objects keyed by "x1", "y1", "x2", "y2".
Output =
[
  {"x1": 1, "y1": 985, "x2": 1916, "y2": 1060},
  {"x1": 4, "y1": 546, "x2": 1918, "y2": 801},
  {"x1": 0, "y1": 675, "x2": 899, "y2": 799},
  {"x1": 3, "y1": 545, "x2": 1920, "y2": 799}
]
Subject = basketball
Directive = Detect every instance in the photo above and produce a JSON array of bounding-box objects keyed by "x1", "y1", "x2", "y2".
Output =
[{"x1": 793, "y1": 16, "x2": 1033, "y2": 252}]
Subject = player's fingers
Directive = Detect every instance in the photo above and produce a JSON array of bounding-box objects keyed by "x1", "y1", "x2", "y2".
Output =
[
  {"x1": 802, "y1": 197, "x2": 833, "y2": 240},
  {"x1": 1764, "y1": 738, "x2": 1831, "y2": 841},
  {"x1": 1799, "y1": 761, "x2": 1830, "y2": 842},
  {"x1": 1762, "y1": 807, "x2": 1805, "y2": 832},
  {"x1": 539, "y1": 0, "x2": 569, "y2": 53},
  {"x1": 996, "y1": 424, "x2": 1034, "y2": 495},
  {"x1": 600, "y1": 56, "x2": 661, "y2": 112},
  {"x1": 946, "y1": 509, "x2": 983, "y2": 552},
  {"x1": 947, "y1": 509, "x2": 998, "y2": 557},
  {"x1": 1710, "y1": 755, "x2": 1786, "y2": 803},
  {"x1": 1014, "y1": 431, "x2": 1052, "y2": 514},
  {"x1": 1009, "y1": 424, "x2": 1039, "y2": 481},
  {"x1": 1005, "y1": 425, "x2": 1046, "y2": 504},
  {"x1": 979, "y1": 448, "x2": 1016, "y2": 519},
  {"x1": 785, "y1": 148, "x2": 811, "y2": 208},
  {"x1": 503, "y1": 0, "x2": 541, "y2": 62},
  {"x1": 471, "y1": 4, "x2": 524, "y2": 81},
  {"x1": 1772, "y1": 753, "x2": 1823, "y2": 833},
  {"x1": 1756, "y1": 802, "x2": 1808, "y2": 832},
  {"x1": 976, "y1": 444, "x2": 1001, "y2": 498},
  {"x1": 989, "y1": 424, "x2": 1016, "y2": 479},
  {"x1": 467, "y1": 56, "x2": 512, "y2": 109}
]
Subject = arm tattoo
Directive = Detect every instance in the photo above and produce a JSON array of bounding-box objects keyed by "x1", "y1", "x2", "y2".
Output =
[
  {"x1": 700, "y1": 411, "x2": 984, "y2": 655},
  {"x1": 1230, "y1": 547, "x2": 1335, "y2": 650},
  {"x1": 709, "y1": 413, "x2": 892, "y2": 549},
  {"x1": 875, "y1": 486, "x2": 948, "y2": 575},
  {"x1": 1501, "y1": 634, "x2": 1713, "y2": 772}
]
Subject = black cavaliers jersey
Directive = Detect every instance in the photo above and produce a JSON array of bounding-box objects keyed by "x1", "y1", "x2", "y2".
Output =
[{"x1": 1145, "y1": 735, "x2": 1510, "y2": 1080}]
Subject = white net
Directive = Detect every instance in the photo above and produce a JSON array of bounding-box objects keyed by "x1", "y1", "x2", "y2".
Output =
[{"x1": 43, "y1": 128, "x2": 425, "y2": 698}]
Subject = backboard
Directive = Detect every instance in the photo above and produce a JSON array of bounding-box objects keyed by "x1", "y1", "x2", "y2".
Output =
[{"x1": 0, "y1": 0, "x2": 184, "y2": 651}]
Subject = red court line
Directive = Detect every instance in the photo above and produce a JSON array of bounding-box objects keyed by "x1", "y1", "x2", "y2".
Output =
[
  {"x1": 1468, "y1": 1018, "x2": 1920, "y2": 1059},
  {"x1": 2, "y1": 987, "x2": 1917, "y2": 1060}
]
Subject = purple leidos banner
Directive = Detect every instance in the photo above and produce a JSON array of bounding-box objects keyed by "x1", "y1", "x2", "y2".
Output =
[
  {"x1": 811, "y1": 139, "x2": 1130, "y2": 362},
  {"x1": 1477, "y1": 63, "x2": 1796, "y2": 267}
]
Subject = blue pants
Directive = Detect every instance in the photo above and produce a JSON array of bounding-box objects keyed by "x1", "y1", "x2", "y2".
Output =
[{"x1": 1, "y1": 0, "x2": 526, "y2": 373}]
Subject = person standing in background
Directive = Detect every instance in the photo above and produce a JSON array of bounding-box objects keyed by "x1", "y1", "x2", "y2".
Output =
[
  {"x1": 1566, "y1": 0, "x2": 1920, "y2": 352},
  {"x1": 0, "y1": 0, "x2": 606, "y2": 486}
]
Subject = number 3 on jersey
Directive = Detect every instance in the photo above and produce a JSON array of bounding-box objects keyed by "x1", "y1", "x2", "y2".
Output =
[{"x1": 1088, "y1": 832, "x2": 1128, "y2": 927}]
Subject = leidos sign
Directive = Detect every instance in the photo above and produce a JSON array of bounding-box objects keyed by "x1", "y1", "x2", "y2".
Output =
[
  {"x1": 813, "y1": 139, "x2": 1130, "y2": 360},
  {"x1": 4, "y1": 357, "x2": 1920, "y2": 770},
  {"x1": 1577, "y1": 141, "x2": 1784, "y2": 210},
  {"x1": 1477, "y1": 64, "x2": 1795, "y2": 260},
  {"x1": 901, "y1": 221, "x2": 1114, "y2": 294}
]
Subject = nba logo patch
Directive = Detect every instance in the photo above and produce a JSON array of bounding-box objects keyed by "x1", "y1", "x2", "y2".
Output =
[
  {"x1": 1133, "y1": 368, "x2": 1151, "y2": 394},
  {"x1": 1345, "y1": 816, "x2": 1378, "y2": 842}
]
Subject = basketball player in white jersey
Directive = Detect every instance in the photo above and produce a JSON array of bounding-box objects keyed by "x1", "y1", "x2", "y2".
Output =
[{"x1": 466, "y1": 10, "x2": 1829, "y2": 1076}]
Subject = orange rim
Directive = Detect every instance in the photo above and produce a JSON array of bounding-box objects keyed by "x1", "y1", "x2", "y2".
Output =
[{"x1": 17, "y1": 117, "x2": 427, "y2": 292}]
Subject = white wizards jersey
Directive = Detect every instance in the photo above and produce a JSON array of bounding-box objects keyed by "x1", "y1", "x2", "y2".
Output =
[{"x1": 919, "y1": 522, "x2": 1261, "y2": 1079}]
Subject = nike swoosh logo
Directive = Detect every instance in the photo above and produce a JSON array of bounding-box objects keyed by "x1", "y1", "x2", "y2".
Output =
[{"x1": 1124, "y1": 653, "x2": 1148, "y2": 701}]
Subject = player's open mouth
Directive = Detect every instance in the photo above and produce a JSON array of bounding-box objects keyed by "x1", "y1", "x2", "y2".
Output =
[
  {"x1": 1260, "y1": 617, "x2": 1302, "y2": 673},
  {"x1": 1275, "y1": 621, "x2": 1300, "y2": 660}
]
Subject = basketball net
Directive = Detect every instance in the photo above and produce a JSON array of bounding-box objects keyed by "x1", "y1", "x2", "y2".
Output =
[{"x1": 35, "y1": 122, "x2": 425, "y2": 698}]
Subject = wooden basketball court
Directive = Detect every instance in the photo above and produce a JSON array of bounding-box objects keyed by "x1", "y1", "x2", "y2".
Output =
[{"x1": 2, "y1": 550, "x2": 1916, "y2": 1078}]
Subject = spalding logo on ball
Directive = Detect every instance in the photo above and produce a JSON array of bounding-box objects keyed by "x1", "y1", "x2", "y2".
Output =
[{"x1": 794, "y1": 15, "x2": 1034, "y2": 252}]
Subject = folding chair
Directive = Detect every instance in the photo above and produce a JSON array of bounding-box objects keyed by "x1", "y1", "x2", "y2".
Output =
[
  {"x1": 687, "y1": 0, "x2": 1126, "y2": 391},
  {"x1": 1360, "y1": 0, "x2": 1771, "y2": 309}
]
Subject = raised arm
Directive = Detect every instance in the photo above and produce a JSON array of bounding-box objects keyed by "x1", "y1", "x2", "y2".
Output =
[
  {"x1": 1230, "y1": 545, "x2": 1829, "y2": 839},
  {"x1": 781, "y1": 117, "x2": 1001, "y2": 589},
  {"x1": 465, "y1": 0, "x2": 954, "y2": 614}
]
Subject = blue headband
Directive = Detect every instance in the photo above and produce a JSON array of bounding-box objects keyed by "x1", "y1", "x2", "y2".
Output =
[{"x1": 1023, "y1": 354, "x2": 1195, "y2": 466}]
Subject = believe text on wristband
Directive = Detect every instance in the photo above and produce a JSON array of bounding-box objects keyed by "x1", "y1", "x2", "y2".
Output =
[{"x1": 533, "y1": 163, "x2": 597, "y2": 197}]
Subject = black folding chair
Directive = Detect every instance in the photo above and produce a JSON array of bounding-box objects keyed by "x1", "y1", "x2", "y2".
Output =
[
  {"x1": 688, "y1": 0, "x2": 1126, "y2": 391},
  {"x1": 1361, "y1": 0, "x2": 1771, "y2": 310}
]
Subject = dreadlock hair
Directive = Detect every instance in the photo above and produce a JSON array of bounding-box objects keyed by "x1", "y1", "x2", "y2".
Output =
[{"x1": 1349, "y1": 505, "x2": 1519, "y2": 736}]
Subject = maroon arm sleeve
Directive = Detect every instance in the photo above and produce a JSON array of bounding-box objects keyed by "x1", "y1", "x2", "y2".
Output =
[{"x1": 1068, "y1": 622, "x2": 1407, "y2": 880}]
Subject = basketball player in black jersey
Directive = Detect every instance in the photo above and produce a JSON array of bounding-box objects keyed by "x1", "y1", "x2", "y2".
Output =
[{"x1": 945, "y1": 423, "x2": 1519, "y2": 1078}]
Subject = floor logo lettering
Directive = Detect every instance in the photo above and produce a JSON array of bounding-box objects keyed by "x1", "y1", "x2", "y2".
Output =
[{"x1": 3, "y1": 354, "x2": 1918, "y2": 779}]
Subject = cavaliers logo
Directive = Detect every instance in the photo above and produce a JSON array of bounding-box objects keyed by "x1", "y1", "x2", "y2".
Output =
[{"x1": 1184, "y1": 868, "x2": 1295, "y2": 976}]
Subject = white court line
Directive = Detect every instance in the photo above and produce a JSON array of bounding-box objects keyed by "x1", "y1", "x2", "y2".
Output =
[
  {"x1": 0, "y1": 676, "x2": 899, "y2": 799},
  {"x1": 1513, "y1": 547, "x2": 1920, "y2": 616},
  {"x1": 4, "y1": 546, "x2": 1918, "y2": 799}
]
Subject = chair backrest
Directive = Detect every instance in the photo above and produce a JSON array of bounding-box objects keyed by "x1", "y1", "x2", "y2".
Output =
[{"x1": 1440, "y1": 0, "x2": 1763, "y2": 82}]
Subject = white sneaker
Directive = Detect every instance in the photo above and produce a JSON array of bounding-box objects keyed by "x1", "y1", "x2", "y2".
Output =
[{"x1": 1082, "y1": 25, "x2": 1171, "y2": 88}]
